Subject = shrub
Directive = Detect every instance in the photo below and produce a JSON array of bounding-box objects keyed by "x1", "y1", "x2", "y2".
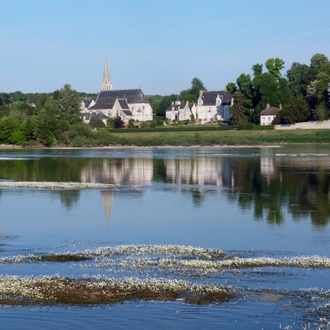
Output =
[
  {"x1": 114, "y1": 116, "x2": 125, "y2": 128},
  {"x1": 127, "y1": 119, "x2": 135, "y2": 129}
]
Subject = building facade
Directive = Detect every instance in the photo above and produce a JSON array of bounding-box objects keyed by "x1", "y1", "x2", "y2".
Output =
[
  {"x1": 81, "y1": 57, "x2": 153, "y2": 124},
  {"x1": 196, "y1": 90, "x2": 233, "y2": 123},
  {"x1": 260, "y1": 104, "x2": 281, "y2": 125},
  {"x1": 165, "y1": 99, "x2": 196, "y2": 121}
]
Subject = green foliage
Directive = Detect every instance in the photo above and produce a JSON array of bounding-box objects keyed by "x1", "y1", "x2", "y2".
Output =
[
  {"x1": 277, "y1": 78, "x2": 294, "y2": 106},
  {"x1": 107, "y1": 117, "x2": 115, "y2": 128},
  {"x1": 89, "y1": 116, "x2": 106, "y2": 128},
  {"x1": 252, "y1": 73, "x2": 281, "y2": 123},
  {"x1": 179, "y1": 77, "x2": 207, "y2": 102},
  {"x1": 34, "y1": 107, "x2": 57, "y2": 146},
  {"x1": 48, "y1": 84, "x2": 81, "y2": 125},
  {"x1": 237, "y1": 73, "x2": 253, "y2": 108},
  {"x1": 157, "y1": 94, "x2": 177, "y2": 117},
  {"x1": 127, "y1": 119, "x2": 135, "y2": 129},
  {"x1": 230, "y1": 91, "x2": 248, "y2": 125},
  {"x1": 108, "y1": 125, "x2": 232, "y2": 133},
  {"x1": 310, "y1": 53, "x2": 329, "y2": 77},
  {"x1": 190, "y1": 77, "x2": 207, "y2": 98},
  {"x1": 147, "y1": 95, "x2": 162, "y2": 115},
  {"x1": 0, "y1": 117, "x2": 20, "y2": 144},
  {"x1": 265, "y1": 58, "x2": 285, "y2": 80},
  {"x1": 237, "y1": 122, "x2": 273, "y2": 130},
  {"x1": 114, "y1": 116, "x2": 125, "y2": 128},
  {"x1": 287, "y1": 62, "x2": 312, "y2": 97},
  {"x1": 252, "y1": 63, "x2": 263, "y2": 77},
  {"x1": 315, "y1": 72, "x2": 330, "y2": 106},
  {"x1": 275, "y1": 98, "x2": 310, "y2": 124},
  {"x1": 225, "y1": 82, "x2": 237, "y2": 94},
  {"x1": 314, "y1": 104, "x2": 327, "y2": 121},
  {"x1": 10, "y1": 129, "x2": 26, "y2": 145}
]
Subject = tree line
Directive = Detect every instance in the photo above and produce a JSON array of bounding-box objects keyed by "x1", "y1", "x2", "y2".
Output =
[
  {"x1": 227, "y1": 53, "x2": 330, "y2": 125},
  {"x1": 0, "y1": 85, "x2": 107, "y2": 146}
]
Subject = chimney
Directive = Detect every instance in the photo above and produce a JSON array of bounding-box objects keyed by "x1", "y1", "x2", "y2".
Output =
[
  {"x1": 171, "y1": 101, "x2": 174, "y2": 105},
  {"x1": 279, "y1": 104, "x2": 282, "y2": 110},
  {"x1": 199, "y1": 90, "x2": 204, "y2": 97},
  {"x1": 266, "y1": 104, "x2": 270, "y2": 109}
]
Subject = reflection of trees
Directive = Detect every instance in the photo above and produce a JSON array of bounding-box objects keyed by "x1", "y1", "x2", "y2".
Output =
[
  {"x1": 227, "y1": 156, "x2": 330, "y2": 226},
  {"x1": 160, "y1": 155, "x2": 330, "y2": 227},
  {"x1": 55, "y1": 190, "x2": 80, "y2": 210}
]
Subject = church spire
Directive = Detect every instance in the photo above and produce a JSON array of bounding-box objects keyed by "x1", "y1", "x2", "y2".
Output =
[{"x1": 101, "y1": 55, "x2": 112, "y2": 91}]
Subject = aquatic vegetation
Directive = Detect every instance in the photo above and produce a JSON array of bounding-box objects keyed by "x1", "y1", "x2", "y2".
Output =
[
  {"x1": 0, "y1": 181, "x2": 120, "y2": 189},
  {"x1": 82, "y1": 244, "x2": 226, "y2": 259},
  {"x1": 0, "y1": 276, "x2": 231, "y2": 305},
  {"x1": 0, "y1": 253, "x2": 90, "y2": 264},
  {"x1": 0, "y1": 245, "x2": 225, "y2": 264}
]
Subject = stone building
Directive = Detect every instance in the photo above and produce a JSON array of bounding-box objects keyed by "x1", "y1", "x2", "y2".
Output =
[
  {"x1": 195, "y1": 90, "x2": 233, "y2": 123},
  {"x1": 81, "y1": 57, "x2": 153, "y2": 124},
  {"x1": 165, "y1": 98, "x2": 196, "y2": 121}
]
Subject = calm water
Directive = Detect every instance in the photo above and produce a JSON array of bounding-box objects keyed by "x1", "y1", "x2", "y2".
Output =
[{"x1": 1, "y1": 146, "x2": 330, "y2": 329}]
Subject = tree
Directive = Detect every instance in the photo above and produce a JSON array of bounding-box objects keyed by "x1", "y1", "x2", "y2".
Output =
[
  {"x1": 0, "y1": 117, "x2": 20, "y2": 144},
  {"x1": 157, "y1": 94, "x2": 177, "y2": 117},
  {"x1": 236, "y1": 73, "x2": 253, "y2": 108},
  {"x1": 252, "y1": 63, "x2": 263, "y2": 77},
  {"x1": 225, "y1": 82, "x2": 237, "y2": 94},
  {"x1": 315, "y1": 72, "x2": 330, "y2": 106},
  {"x1": 34, "y1": 107, "x2": 57, "y2": 145},
  {"x1": 275, "y1": 98, "x2": 310, "y2": 124},
  {"x1": 114, "y1": 116, "x2": 125, "y2": 128},
  {"x1": 287, "y1": 62, "x2": 312, "y2": 97},
  {"x1": 310, "y1": 53, "x2": 329, "y2": 71},
  {"x1": 277, "y1": 77, "x2": 294, "y2": 106},
  {"x1": 252, "y1": 73, "x2": 281, "y2": 123},
  {"x1": 265, "y1": 58, "x2": 285, "y2": 80},
  {"x1": 190, "y1": 77, "x2": 207, "y2": 98},
  {"x1": 89, "y1": 116, "x2": 106, "y2": 128},
  {"x1": 49, "y1": 84, "x2": 81, "y2": 125},
  {"x1": 314, "y1": 104, "x2": 327, "y2": 121},
  {"x1": 230, "y1": 91, "x2": 248, "y2": 125}
]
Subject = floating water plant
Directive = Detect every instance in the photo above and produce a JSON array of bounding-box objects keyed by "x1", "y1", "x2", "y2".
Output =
[{"x1": 0, "y1": 276, "x2": 231, "y2": 305}]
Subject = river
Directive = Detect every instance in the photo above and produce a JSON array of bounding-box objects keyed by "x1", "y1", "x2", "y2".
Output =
[{"x1": 1, "y1": 146, "x2": 330, "y2": 329}]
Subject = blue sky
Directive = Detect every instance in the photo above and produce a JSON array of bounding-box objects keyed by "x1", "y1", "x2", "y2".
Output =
[{"x1": 1, "y1": 0, "x2": 330, "y2": 95}]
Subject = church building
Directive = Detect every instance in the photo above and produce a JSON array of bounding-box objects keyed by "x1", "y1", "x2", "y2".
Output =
[{"x1": 81, "y1": 57, "x2": 153, "y2": 124}]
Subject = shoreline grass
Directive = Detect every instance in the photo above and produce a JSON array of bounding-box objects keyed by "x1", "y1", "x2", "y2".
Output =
[{"x1": 110, "y1": 129, "x2": 330, "y2": 146}]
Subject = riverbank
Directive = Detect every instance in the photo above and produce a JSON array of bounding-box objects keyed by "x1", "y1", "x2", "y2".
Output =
[{"x1": 1, "y1": 129, "x2": 330, "y2": 149}]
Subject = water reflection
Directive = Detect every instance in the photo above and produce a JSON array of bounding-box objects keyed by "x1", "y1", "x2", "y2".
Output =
[{"x1": 0, "y1": 149, "x2": 330, "y2": 227}]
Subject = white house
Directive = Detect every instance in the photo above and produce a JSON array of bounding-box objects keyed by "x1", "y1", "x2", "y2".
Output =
[
  {"x1": 165, "y1": 99, "x2": 196, "y2": 121},
  {"x1": 196, "y1": 90, "x2": 233, "y2": 123},
  {"x1": 260, "y1": 104, "x2": 281, "y2": 125}
]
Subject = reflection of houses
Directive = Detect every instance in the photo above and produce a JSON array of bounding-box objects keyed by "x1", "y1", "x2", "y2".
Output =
[
  {"x1": 81, "y1": 158, "x2": 153, "y2": 185},
  {"x1": 81, "y1": 57, "x2": 153, "y2": 124},
  {"x1": 165, "y1": 98, "x2": 196, "y2": 121},
  {"x1": 196, "y1": 90, "x2": 233, "y2": 123},
  {"x1": 260, "y1": 148, "x2": 276, "y2": 182},
  {"x1": 260, "y1": 104, "x2": 281, "y2": 125},
  {"x1": 165, "y1": 158, "x2": 224, "y2": 186}
]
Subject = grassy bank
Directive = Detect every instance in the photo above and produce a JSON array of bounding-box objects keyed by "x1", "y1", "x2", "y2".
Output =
[{"x1": 111, "y1": 129, "x2": 330, "y2": 146}]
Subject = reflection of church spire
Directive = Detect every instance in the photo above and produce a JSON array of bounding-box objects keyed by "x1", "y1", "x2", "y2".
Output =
[
  {"x1": 101, "y1": 55, "x2": 112, "y2": 91},
  {"x1": 102, "y1": 190, "x2": 113, "y2": 227}
]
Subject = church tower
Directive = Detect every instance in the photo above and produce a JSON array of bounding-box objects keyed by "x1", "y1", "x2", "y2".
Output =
[{"x1": 101, "y1": 56, "x2": 112, "y2": 91}]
